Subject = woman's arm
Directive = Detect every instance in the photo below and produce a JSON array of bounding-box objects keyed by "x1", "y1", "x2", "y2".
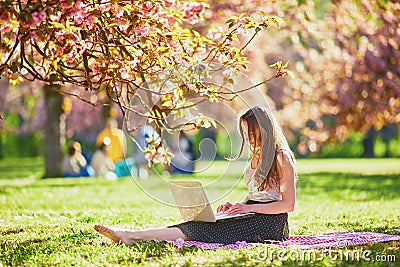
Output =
[{"x1": 226, "y1": 150, "x2": 296, "y2": 215}]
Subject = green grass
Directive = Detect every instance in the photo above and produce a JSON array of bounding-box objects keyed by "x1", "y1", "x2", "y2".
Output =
[{"x1": 0, "y1": 158, "x2": 399, "y2": 266}]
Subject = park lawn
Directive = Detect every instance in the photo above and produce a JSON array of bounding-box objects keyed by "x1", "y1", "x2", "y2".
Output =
[{"x1": 0, "y1": 158, "x2": 399, "y2": 266}]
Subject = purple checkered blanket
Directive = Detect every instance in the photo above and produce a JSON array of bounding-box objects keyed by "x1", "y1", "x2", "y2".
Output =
[{"x1": 169, "y1": 232, "x2": 400, "y2": 250}]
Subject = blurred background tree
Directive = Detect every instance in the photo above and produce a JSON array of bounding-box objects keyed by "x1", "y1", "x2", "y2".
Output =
[
  {"x1": 0, "y1": 80, "x2": 45, "y2": 158},
  {"x1": 0, "y1": 81, "x2": 109, "y2": 176},
  {"x1": 202, "y1": 0, "x2": 399, "y2": 157}
]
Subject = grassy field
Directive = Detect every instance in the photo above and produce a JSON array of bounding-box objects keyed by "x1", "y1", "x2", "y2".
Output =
[{"x1": 0, "y1": 157, "x2": 399, "y2": 266}]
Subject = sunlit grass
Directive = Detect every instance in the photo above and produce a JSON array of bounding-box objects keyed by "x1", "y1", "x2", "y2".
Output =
[{"x1": 0, "y1": 158, "x2": 399, "y2": 266}]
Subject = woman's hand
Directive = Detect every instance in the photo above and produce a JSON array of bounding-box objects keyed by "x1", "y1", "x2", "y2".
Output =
[
  {"x1": 216, "y1": 202, "x2": 233, "y2": 213},
  {"x1": 225, "y1": 203, "x2": 251, "y2": 215}
]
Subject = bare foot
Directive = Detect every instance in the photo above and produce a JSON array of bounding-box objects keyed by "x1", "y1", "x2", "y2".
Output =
[{"x1": 94, "y1": 225, "x2": 133, "y2": 246}]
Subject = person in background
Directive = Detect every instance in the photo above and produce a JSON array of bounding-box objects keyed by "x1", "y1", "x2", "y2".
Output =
[
  {"x1": 91, "y1": 137, "x2": 117, "y2": 180},
  {"x1": 62, "y1": 142, "x2": 92, "y2": 177},
  {"x1": 170, "y1": 131, "x2": 195, "y2": 174},
  {"x1": 96, "y1": 118, "x2": 137, "y2": 178},
  {"x1": 96, "y1": 118, "x2": 125, "y2": 163}
]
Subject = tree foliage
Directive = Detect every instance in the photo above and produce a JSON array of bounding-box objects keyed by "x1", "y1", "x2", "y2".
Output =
[
  {"x1": 0, "y1": 79, "x2": 45, "y2": 135},
  {"x1": 0, "y1": 0, "x2": 288, "y2": 165},
  {"x1": 2, "y1": 0, "x2": 398, "y2": 161},
  {"x1": 204, "y1": 0, "x2": 400, "y2": 153},
  {"x1": 285, "y1": 0, "x2": 400, "y2": 146},
  {"x1": 321, "y1": 0, "x2": 399, "y2": 137}
]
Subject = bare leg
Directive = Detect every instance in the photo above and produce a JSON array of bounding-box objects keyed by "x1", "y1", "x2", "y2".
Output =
[{"x1": 94, "y1": 225, "x2": 189, "y2": 246}]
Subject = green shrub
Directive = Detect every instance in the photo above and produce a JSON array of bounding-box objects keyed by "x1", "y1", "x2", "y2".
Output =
[
  {"x1": 319, "y1": 132, "x2": 364, "y2": 158},
  {"x1": 0, "y1": 133, "x2": 44, "y2": 158}
]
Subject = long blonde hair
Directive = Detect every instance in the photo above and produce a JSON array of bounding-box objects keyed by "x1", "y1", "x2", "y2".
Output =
[{"x1": 232, "y1": 106, "x2": 293, "y2": 190}]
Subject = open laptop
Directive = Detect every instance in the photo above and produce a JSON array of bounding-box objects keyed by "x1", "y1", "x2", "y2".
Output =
[{"x1": 168, "y1": 181, "x2": 255, "y2": 222}]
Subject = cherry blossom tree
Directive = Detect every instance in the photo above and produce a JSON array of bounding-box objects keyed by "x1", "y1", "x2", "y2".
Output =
[
  {"x1": 285, "y1": 0, "x2": 400, "y2": 154},
  {"x1": 203, "y1": 0, "x2": 399, "y2": 156},
  {"x1": 320, "y1": 1, "x2": 399, "y2": 139},
  {"x1": 0, "y1": 0, "x2": 288, "y2": 172}
]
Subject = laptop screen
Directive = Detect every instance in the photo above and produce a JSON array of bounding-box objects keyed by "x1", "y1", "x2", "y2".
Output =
[{"x1": 168, "y1": 181, "x2": 210, "y2": 221}]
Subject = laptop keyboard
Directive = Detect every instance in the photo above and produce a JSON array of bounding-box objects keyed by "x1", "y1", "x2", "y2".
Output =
[{"x1": 215, "y1": 212, "x2": 253, "y2": 219}]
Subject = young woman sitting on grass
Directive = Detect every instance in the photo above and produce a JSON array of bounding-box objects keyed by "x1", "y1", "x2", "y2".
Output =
[{"x1": 94, "y1": 106, "x2": 297, "y2": 245}]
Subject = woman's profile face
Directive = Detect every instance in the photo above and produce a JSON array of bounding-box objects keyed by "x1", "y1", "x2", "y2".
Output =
[{"x1": 241, "y1": 114, "x2": 262, "y2": 153}]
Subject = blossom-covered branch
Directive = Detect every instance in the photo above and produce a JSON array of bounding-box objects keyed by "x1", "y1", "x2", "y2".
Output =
[{"x1": 0, "y1": 0, "x2": 285, "y2": 166}]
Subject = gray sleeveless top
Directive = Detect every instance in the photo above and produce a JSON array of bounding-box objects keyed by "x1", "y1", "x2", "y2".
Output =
[
  {"x1": 244, "y1": 165, "x2": 280, "y2": 202},
  {"x1": 243, "y1": 147, "x2": 295, "y2": 202}
]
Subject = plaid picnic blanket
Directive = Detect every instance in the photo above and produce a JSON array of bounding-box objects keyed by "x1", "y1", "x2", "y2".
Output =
[{"x1": 169, "y1": 232, "x2": 400, "y2": 250}]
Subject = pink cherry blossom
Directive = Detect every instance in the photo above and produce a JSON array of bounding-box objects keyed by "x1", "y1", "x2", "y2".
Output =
[
  {"x1": 20, "y1": 19, "x2": 35, "y2": 29},
  {"x1": 142, "y1": 2, "x2": 154, "y2": 14},
  {"x1": 82, "y1": 15, "x2": 95, "y2": 30},
  {"x1": 207, "y1": 28, "x2": 223, "y2": 40},
  {"x1": 129, "y1": 59, "x2": 138, "y2": 69},
  {"x1": 70, "y1": 9, "x2": 86, "y2": 25},
  {"x1": 183, "y1": 2, "x2": 206, "y2": 25},
  {"x1": 183, "y1": 2, "x2": 204, "y2": 14},
  {"x1": 166, "y1": 15, "x2": 176, "y2": 26},
  {"x1": 0, "y1": 24, "x2": 12, "y2": 34},
  {"x1": 164, "y1": 0, "x2": 175, "y2": 8},
  {"x1": 0, "y1": 8, "x2": 10, "y2": 22},
  {"x1": 191, "y1": 4, "x2": 204, "y2": 14},
  {"x1": 135, "y1": 27, "x2": 149, "y2": 37},
  {"x1": 56, "y1": 46, "x2": 65, "y2": 56},
  {"x1": 30, "y1": 31, "x2": 40, "y2": 42},
  {"x1": 60, "y1": 0, "x2": 72, "y2": 13},
  {"x1": 119, "y1": 68, "x2": 131, "y2": 80},
  {"x1": 215, "y1": 53, "x2": 228, "y2": 64},
  {"x1": 237, "y1": 18, "x2": 247, "y2": 25},
  {"x1": 222, "y1": 68, "x2": 235, "y2": 78},
  {"x1": 54, "y1": 29, "x2": 66, "y2": 41},
  {"x1": 115, "y1": 18, "x2": 129, "y2": 28},
  {"x1": 100, "y1": 3, "x2": 114, "y2": 12},
  {"x1": 92, "y1": 63, "x2": 101, "y2": 76},
  {"x1": 32, "y1": 11, "x2": 46, "y2": 25},
  {"x1": 65, "y1": 48, "x2": 78, "y2": 63},
  {"x1": 115, "y1": 6, "x2": 123, "y2": 18}
]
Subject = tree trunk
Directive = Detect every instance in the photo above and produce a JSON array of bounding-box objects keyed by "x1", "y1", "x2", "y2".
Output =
[
  {"x1": 362, "y1": 127, "x2": 375, "y2": 158},
  {"x1": 384, "y1": 142, "x2": 390, "y2": 158},
  {"x1": 379, "y1": 124, "x2": 398, "y2": 158},
  {"x1": 43, "y1": 85, "x2": 64, "y2": 177},
  {"x1": 0, "y1": 134, "x2": 3, "y2": 159},
  {"x1": 102, "y1": 98, "x2": 113, "y2": 121}
]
